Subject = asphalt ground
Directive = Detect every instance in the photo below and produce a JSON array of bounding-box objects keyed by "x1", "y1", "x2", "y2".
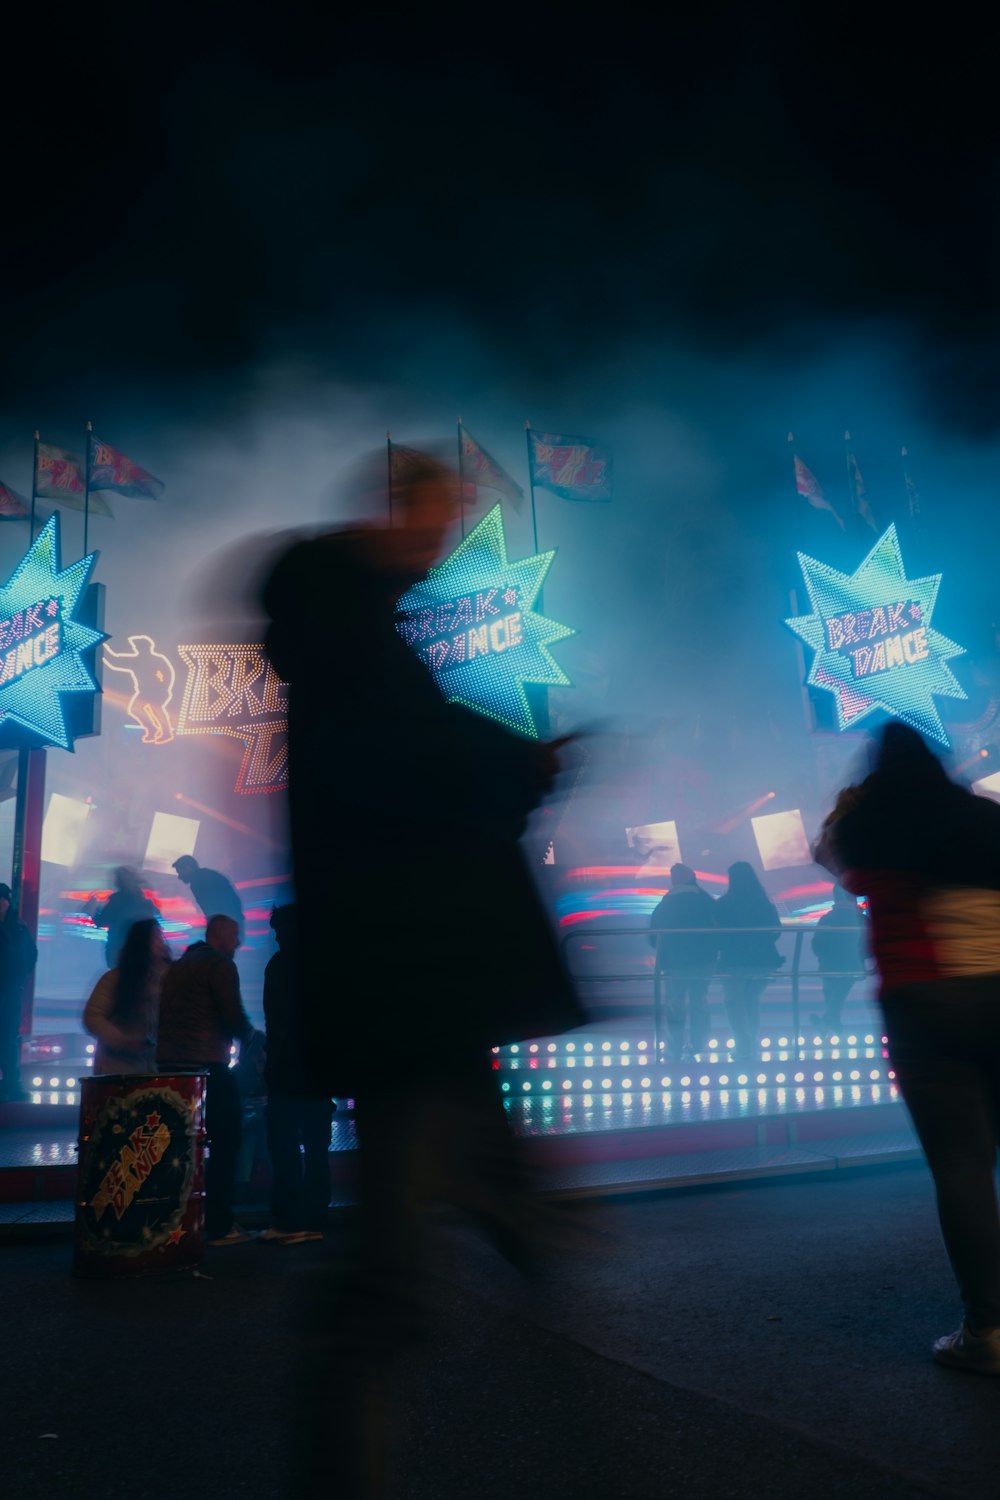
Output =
[{"x1": 1, "y1": 1164, "x2": 997, "y2": 1499}]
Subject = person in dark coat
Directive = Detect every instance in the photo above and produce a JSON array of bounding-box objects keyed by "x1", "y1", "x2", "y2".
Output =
[
  {"x1": 810, "y1": 885, "x2": 867, "y2": 1034},
  {"x1": 89, "y1": 866, "x2": 158, "y2": 968},
  {"x1": 172, "y1": 856, "x2": 244, "y2": 942},
  {"x1": 714, "y1": 861, "x2": 783, "y2": 1059},
  {"x1": 0, "y1": 883, "x2": 37, "y2": 1103},
  {"x1": 261, "y1": 448, "x2": 582, "y2": 1297},
  {"x1": 157, "y1": 915, "x2": 258, "y2": 1246},
  {"x1": 648, "y1": 864, "x2": 718, "y2": 1060},
  {"x1": 260, "y1": 904, "x2": 334, "y2": 1244},
  {"x1": 816, "y1": 721, "x2": 1000, "y2": 1373}
]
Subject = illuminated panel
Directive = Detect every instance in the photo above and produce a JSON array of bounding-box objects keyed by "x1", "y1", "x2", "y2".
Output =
[
  {"x1": 0, "y1": 514, "x2": 105, "y2": 749},
  {"x1": 175, "y1": 645, "x2": 288, "y2": 794},
  {"x1": 103, "y1": 635, "x2": 176, "y2": 744},
  {"x1": 972, "y1": 770, "x2": 1000, "y2": 805},
  {"x1": 785, "y1": 522, "x2": 966, "y2": 746},
  {"x1": 626, "y1": 820, "x2": 681, "y2": 868},
  {"x1": 396, "y1": 503, "x2": 574, "y2": 738},
  {"x1": 41, "y1": 793, "x2": 91, "y2": 866},
  {"x1": 144, "y1": 811, "x2": 200, "y2": 872},
  {"x1": 752, "y1": 809, "x2": 812, "y2": 871}
]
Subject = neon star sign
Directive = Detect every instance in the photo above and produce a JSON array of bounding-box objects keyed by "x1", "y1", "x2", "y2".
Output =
[
  {"x1": 0, "y1": 514, "x2": 105, "y2": 749},
  {"x1": 396, "y1": 503, "x2": 574, "y2": 737},
  {"x1": 786, "y1": 523, "x2": 966, "y2": 746}
]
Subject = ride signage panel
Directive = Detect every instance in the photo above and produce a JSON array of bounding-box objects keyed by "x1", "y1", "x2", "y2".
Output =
[
  {"x1": 396, "y1": 503, "x2": 573, "y2": 738},
  {"x1": 0, "y1": 514, "x2": 105, "y2": 750},
  {"x1": 785, "y1": 523, "x2": 966, "y2": 746}
]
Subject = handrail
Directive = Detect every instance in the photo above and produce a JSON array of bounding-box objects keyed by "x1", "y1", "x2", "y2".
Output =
[{"x1": 558, "y1": 924, "x2": 874, "y2": 1063}]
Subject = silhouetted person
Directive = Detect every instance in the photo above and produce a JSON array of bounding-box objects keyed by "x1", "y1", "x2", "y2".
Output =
[
  {"x1": 816, "y1": 721, "x2": 1000, "y2": 1374},
  {"x1": 83, "y1": 918, "x2": 170, "y2": 1074},
  {"x1": 260, "y1": 904, "x2": 334, "y2": 1244},
  {"x1": 649, "y1": 863, "x2": 718, "y2": 1060},
  {"x1": 90, "y1": 866, "x2": 158, "y2": 968},
  {"x1": 0, "y1": 883, "x2": 37, "y2": 1103},
  {"x1": 263, "y1": 447, "x2": 582, "y2": 1491},
  {"x1": 172, "y1": 855, "x2": 244, "y2": 942},
  {"x1": 810, "y1": 886, "x2": 867, "y2": 1034},
  {"x1": 157, "y1": 914, "x2": 258, "y2": 1246},
  {"x1": 715, "y1": 861, "x2": 782, "y2": 1058}
]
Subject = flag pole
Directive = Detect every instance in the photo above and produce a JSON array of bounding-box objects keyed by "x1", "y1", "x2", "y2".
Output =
[
  {"x1": 30, "y1": 431, "x2": 40, "y2": 543},
  {"x1": 386, "y1": 431, "x2": 394, "y2": 529},
  {"x1": 524, "y1": 421, "x2": 539, "y2": 553},
  {"x1": 843, "y1": 430, "x2": 860, "y2": 539},
  {"x1": 457, "y1": 418, "x2": 467, "y2": 539},
  {"x1": 83, "y1": 420, "x2": 93, "y2": 554},
  {"x1": 787, "y1": 432, "x2": 804, "y2": 552}
]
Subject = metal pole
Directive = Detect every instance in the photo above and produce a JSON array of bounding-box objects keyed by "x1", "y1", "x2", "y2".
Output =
[{"x1": 10, "y1": 746, "x2": 46, "y2": 1044}]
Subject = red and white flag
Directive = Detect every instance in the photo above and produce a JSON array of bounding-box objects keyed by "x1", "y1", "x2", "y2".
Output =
[{"x1": 790, "y1": 441, "x2": 844, "y2": 530}]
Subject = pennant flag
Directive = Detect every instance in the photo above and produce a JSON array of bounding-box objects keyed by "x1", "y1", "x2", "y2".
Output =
[
  {"x1": 89, "y1": 436, "x2": 165, "y2": 500},
  {"x1": 34, "y1": 443, "x2": 113, "y2": 516},
  {"x1": 388, "y1": 443, "x2": 429, "y2": 485},
  {"x1": 0, "y1": 481, "x2": 30, "y2": 521},
  {"x1": 789, "y1": 438, "x2": 844, "y2": 530},
  {"x1": 528, "y1": 430, "x2": 612, "y2": 501},
  {"x1": 901, "y1": 446, "x2": 920, "y2": 518},
  {"x1": 459, "y1": 424, "x2": 524, "y2": 511},
  {"x1": 844, "y1": 433, "x2": 877, "y2": 532}
]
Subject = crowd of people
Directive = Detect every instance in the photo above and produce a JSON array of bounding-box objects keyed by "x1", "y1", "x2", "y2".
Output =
[
  {"x1": 4, "y1": 443, "x2": 1000, "y2": 1467},
  {"x1": 648, "y1": 860, "x2": 867, "y2": 1060}
]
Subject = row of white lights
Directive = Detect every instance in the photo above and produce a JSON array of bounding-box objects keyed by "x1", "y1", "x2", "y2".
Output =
[
  {"x1": 501, "y1": 1035, "x2": 881, "y2": 1054},
  {"x1": 501, "y1": 1066, "x2": 894, "y2": 1093}
]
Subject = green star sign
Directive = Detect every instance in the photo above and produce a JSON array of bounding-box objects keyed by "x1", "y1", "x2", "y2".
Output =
[{"x1": 397, "y1": 503, "x2": 574, "y2": 737}]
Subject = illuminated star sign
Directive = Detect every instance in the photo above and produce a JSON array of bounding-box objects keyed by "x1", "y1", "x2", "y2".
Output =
[
  {"x1": 397, "y1": 503, "x2": 574, "y2": 737},
  {"x1": 0, "y1": 514, "x2": 105, "y2": 749},
  {"x1": 786, "y1": 523, "x2": 966, "y2": 746}
]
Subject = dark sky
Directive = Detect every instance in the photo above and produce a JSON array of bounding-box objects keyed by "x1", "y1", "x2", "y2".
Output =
[{"x1": 5, "y1": 4, "x2": 997, "y2": 430}]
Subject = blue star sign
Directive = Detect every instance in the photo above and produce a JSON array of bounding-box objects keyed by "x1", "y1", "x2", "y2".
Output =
[
  {"x1": 397, "y1": 503, "x2": 574, "y2": 737},
  {"x1": 0, "y1": 514, "x2": 105, "y2": 749},
  {"x1": 786, "y1": 522, "x2": 966, "y2": 746}
]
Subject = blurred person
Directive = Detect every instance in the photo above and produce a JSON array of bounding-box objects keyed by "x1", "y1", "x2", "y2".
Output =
[
  {"x1": 816, "y1": 720, "x2": 1000, "y2": 1373},
  {"x1": 648, "y1": 863, "x2": 718, "y2": 1061},
  {"x1": 263, "y1": 447, "x2": 583, "y2": 1488},
  {"x1": 810, "y1": 886, "x2": 867, "y2": 1034},
  {"x1": 0, "y1": 883, "x2": 37, "y2": 1103},
  {"x1": 714, "y1": 861, "x2": 783, "y2": 1059},
  {"x1": 172, "y1": 855, "x2": 244, "y2": 942},
  {"x1": 259, "y1": 904, "x2": 334, "y2": 1245},
  {"x1": 83, "y1": 918, "x2": 170, "y2": 1074},
  {"x1": 157, "y1": 914, "x2": 259, "y2": 1246},
  {"x1": 89, "y1": 866, "x2": 158, "y2": 968}
]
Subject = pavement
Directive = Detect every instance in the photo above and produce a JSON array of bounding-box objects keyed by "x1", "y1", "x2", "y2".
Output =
[{"x1": 1, "y1": 1163, "x2": 997, "y2": 1499}]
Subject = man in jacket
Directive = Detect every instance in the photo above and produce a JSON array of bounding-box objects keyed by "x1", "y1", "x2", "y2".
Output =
[
  {"x1": 172, "y1": 856, "x2": 244, "y2": 942},
  {"x1": 157, "y1": 914, "x2": 258, "y2": 1245},
  {"x1": 649, "y1": 864, "x2": 719, "y2": 1061}
]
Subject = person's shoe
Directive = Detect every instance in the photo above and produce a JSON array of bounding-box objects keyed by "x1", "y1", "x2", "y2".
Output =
[
  {"x1": 207, "y1": 1224, "x2": 259, "y2": 1247},
  {"x1": 933, "y1": 1323, "x2": 1000, "y2": 1374}
]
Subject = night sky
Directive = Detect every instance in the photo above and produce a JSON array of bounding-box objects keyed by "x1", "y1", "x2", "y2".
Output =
[{"x1": 5, "y1": 6, "x2": 996, "y2": 428}]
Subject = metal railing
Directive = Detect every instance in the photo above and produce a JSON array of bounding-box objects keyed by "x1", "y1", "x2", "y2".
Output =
[{"x1": 558, "y1": 925, "x2": 874, "y2": 1062}]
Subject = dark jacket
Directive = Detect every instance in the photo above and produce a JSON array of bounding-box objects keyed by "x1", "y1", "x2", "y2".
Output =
[
  {"x1": 0, "y1": 911, "x2": 37, "y2": 1001},
  {"x1": 262, "y1": 944, "x2": 312, "y2": 1096},
  {"x1": 187, "y1": 869, "x2": 244, "y2": 941},
  {"x1": 157, "y1": 941, "x2": 253, "y2": 1065},
  {"x1": 811, "y1": 904, "x2": 866, "y2": 974},
  {"x1": 714, "y1": 892, "x2": 783, "y2": 972},
  {"x1": 649, "y1": 887, "x2": 719, "y2": 972},
  {"x1": 262, "y1": 530, "x2": 583, "y2": 1094}
]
